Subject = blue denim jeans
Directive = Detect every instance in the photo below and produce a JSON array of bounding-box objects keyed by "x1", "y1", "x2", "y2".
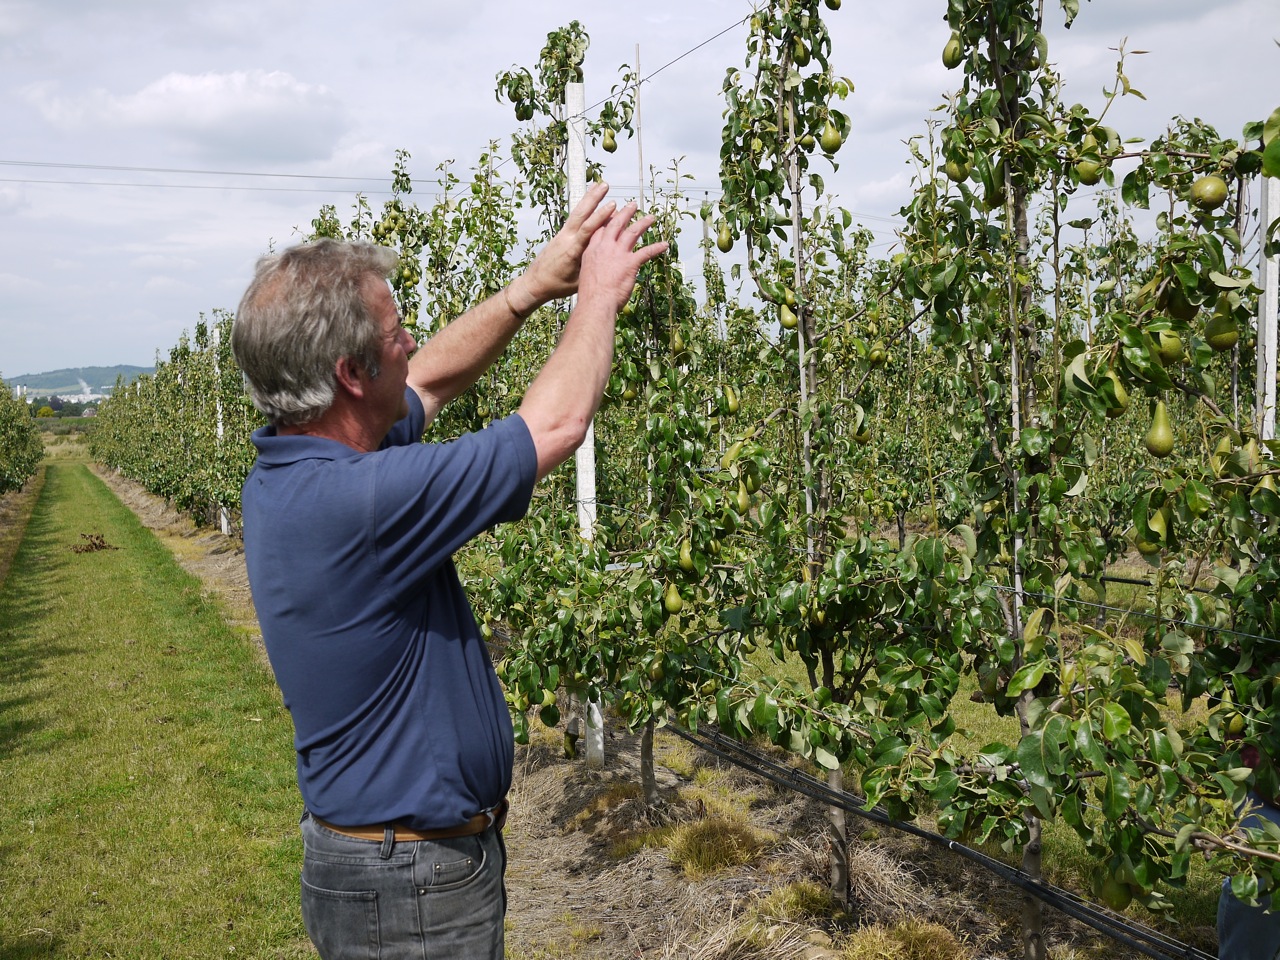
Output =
[
  {"x1": 299, "y1": 811, "x2": 507, "y2": 960},
  {"x1": 1218, "y1": 796, "x2": 1280, "y2": 960}
]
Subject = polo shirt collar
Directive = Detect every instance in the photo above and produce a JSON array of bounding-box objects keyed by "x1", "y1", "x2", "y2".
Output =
[{"x1": 251, "y1": 426, "x2": 364, "y2": 466}]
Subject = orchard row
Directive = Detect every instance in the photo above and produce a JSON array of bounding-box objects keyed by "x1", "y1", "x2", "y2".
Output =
[{"x1": 91, "y1": 0, "x2": 1280, "y2": 927}]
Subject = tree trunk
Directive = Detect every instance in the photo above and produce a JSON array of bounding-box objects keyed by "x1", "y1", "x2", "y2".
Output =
[
  {"x1": 1021, "y1": 816, "x2": 1045, "y2": 960},
  {"x1": 640, "y1": 719, "x2": 659, "y2": 806},
  {"x1": 828, "y1": 766, "x2": 849, "y2": 903}
]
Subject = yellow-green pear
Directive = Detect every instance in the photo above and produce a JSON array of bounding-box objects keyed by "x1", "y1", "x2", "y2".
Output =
[
  {"x1": 1103, "y1": 370, "x2": 1129, "y2": 418},
  {"x1": 1144, "y1": 400, "x2": 1174, "y2": 458},
  {"x1": 1204, "y1": 311, "x2": 1239, "y2": 352},
  {"x1": 1154, "y1": 330, "x2": 1184, "y2": 365}
]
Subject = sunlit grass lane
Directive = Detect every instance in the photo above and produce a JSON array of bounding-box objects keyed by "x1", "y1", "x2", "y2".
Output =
[{"x1": 0, "y1": 462, "x2": 309, "y2": 959}]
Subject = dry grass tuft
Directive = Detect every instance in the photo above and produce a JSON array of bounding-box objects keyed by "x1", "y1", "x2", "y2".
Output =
[
  {"x1": 755, "y1": 878, "x2": 838, "y2": 923},
  {"x1": 846, "y1": 839, "x2": 929, "y2": 919},
  {"x1": 838, "y1": 919, "x2": 971, "y2": 960},
  {"x1": 668, "y1": 817, "x2": 775, "y2": 877},
  {"x1": 671, "y1": 914, "x2": 820, "y2": 960}
]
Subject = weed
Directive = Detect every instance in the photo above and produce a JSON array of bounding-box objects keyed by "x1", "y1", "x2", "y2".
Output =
[
  {"x1": 668, "y1": 817, "x2": 773, "y2": 877},
  {"x1": 756, "y1": 879, "x2": 837, "y2": 922}
]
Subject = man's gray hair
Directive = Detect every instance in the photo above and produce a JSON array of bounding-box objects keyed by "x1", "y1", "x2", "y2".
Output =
[{"x1": 232, "y1": 239, "x2": 399, "y2": 426}]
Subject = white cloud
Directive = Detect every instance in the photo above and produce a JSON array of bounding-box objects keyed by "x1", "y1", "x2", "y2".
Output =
[
  {"x1": 0, "y1": 271, "x2": 41, "y2": 294},
  {"x1": 22, "y1": 69, "x2": 348, "y2": 164},
  {"x1": 0, "y1": 0, "x2": 34, "y2": 38},
  {"x1": 129, "y1": 253, "x2": 198, "y2": 272},
  {"x1": 0, "y1": 186, "x2": 28, "y2": 216},
  {"x1": 142, "y1": 275, "x2": 197, "y2": 295}
]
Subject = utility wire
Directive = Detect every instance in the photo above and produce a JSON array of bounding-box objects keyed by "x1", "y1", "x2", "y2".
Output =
[
  {"x1": 1, "y1": 14, "x2": 908, "y2": 231},
  {"x1": 0, "y1": 158, "x2": 405, "y2": 183},
  {"x1": 0, "y1": 176, "x2": 397, "y2": 196},
  {"x1": 994, "y1": 582, "x2": 1280, "y2": 649}
]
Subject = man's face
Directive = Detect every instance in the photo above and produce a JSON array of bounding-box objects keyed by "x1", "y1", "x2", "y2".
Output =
[{"x1": 360, "y1": 275, "x2": 417, "y2": 430}]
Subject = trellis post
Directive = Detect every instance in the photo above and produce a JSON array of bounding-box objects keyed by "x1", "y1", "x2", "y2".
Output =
[
  {"x1": 566, "y1": 80, "x2": 606, "y2": 767},
  {"x1": 1256, "y1": 176, "x2": 1279, "y2": 441}
]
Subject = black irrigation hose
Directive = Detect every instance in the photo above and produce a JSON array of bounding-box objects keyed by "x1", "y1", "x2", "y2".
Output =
[{"x1": 668, "y1": 722, "x2": 1217, "y2": 960}]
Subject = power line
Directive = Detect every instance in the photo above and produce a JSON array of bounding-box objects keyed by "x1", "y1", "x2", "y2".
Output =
[
  {"x1": 1, "y1": 17, "x2": 911, "y2": 233},
  {"x1": 0, "y1": 176, "x2": 397, "y2": 196},
  {"x1": 0, "y1": 158, "x2": 402, "y2": 184}
]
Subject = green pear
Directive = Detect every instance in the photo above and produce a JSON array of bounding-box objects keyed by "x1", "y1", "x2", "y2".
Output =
[{"x1": 1144, "y1": 400, "x2": 1174, "y2": 458}]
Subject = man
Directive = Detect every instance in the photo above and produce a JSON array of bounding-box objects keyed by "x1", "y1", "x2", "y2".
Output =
[{"x1": 231, "y1": 182, "x2": 666, "y2": 960}]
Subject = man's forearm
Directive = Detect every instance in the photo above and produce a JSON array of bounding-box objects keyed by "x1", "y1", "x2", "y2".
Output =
[
  {"x1": 406, "y1": 185, "x2": 624, "y2": 424},
  {"x1": 517, "y1": 292, "x2": 617, "y2": 481},
  {"x1": 406, "y1": 275, "x2": 544, "y2": 423}
]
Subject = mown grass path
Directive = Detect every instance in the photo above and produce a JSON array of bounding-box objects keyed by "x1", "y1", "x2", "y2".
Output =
[{"x1": 0, "y1": 462, "x2": 309, "y2": 959}]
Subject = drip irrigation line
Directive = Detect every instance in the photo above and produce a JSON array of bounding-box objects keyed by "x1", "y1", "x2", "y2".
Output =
[
  {"x1": 669, "y1": 722, "x2": 1216, "y2": 960},
  {"x1": 1100, "y1": 572, "x2": 1215, "y2": 595}
]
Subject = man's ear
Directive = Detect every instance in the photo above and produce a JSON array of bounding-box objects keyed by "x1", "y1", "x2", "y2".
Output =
[{"x1": 334, "y1": 356, "x2": 367, "y2": 398}]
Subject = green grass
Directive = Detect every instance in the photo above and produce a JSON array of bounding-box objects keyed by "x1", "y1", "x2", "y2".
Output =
[{"x1": 0, "y1": 462, "x2": 309, "y2": 959}]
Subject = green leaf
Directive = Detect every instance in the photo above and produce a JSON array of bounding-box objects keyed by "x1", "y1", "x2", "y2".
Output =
[
  {"x1": 1076, "y1": 719, "x2": 1107, "y2": 769},
  {"x1": 814, "y1": 746, "x2": 839, "y2": 770},
  {"x1": 1101, "y1": 702, "x2": 1132, "y2": 740},
  {"x1": 1251, "y1": 484, "x2": 1280, "y2": 517},
  {"x1": 722, "y1": 605, "x2": 752, "y2": 632},
  {"x1": 1118, "y1": 634, "x2": 1147, "y2": 666},
  {"x1": 1264, "y1": 106, "x2": 1280, "y2": 147},
  {"x1": 915, "y1": 537, "x2": 946, "y2": 576},
  {"x1": 1103, "y1": 768, "x2": 1132, "y2": 820},
  {"x1": 1231, "y1": 872, "x2": 1260, "y2": 904},
  {"x1": 1174, "y1": 822, "x2": 1198, "y2": 853},
  {"x1": 1160, "y1": 630, "x2": 1195, "y2": 656},
  {"x1": 1209, "y1": 271, "x2": 1251, "y2": 290},
  {"x1": 1121, "y1": 168, "x2": 1150, "y2": 208},
  {"x1": 1028, "y1": 783, "x2": 1056, "y2": 821},
  {"x1": 1064, "y1": 351, "x2": 1093, "y2": 395},
  {"x1": 1023, "y1": 607, "x2": 1049, "y2": 643},
  {"x1": 1264, "y1": 137, "x2": 1280, "y2": 180},
  {"x1": 1007, "y1": 660, "x2": 1047, "y2": 697},
  {"x1": 872, "y1": 735, "x2": 908, "y2": 767},
  {"x1": 752, "y1": 692, "x2": 778, "y2": 731}
]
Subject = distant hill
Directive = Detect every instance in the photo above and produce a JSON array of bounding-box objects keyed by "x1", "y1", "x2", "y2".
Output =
[{"x1": 3, "y1": 366, "x2": 154, "y2": 397}]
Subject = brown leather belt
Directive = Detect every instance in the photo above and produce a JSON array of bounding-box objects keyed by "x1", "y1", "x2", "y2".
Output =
[{"x1": 313, "y1": 797, "x2": 508, "y2": 842}]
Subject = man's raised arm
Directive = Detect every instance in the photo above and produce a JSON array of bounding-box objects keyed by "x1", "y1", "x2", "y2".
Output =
[
  {"x1": 406, "y1": 182, "x2": 623, "y2": 425},
  {"x1": 517, "y1": 200, "x2": 667, "y2": 481}
]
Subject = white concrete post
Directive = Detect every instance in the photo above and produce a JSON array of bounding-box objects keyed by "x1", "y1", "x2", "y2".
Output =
[
  {"x1": 566, "y1": 81, "x2": 606, "y2": 767},
  {"x1": 1256, "y1": 177, "x2": 1279, "y2": 442}
]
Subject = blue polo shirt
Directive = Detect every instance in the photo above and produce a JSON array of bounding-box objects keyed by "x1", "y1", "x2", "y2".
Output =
[{"x1": 241, "y1": 390, "x2": 536, "y2": 831}]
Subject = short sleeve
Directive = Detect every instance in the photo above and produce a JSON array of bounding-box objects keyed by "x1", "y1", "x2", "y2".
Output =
[{"x1": 372, "y1": 413, "x2": 536, "y2": 601}]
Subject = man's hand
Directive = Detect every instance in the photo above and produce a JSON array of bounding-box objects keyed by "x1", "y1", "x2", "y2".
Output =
[
  {"x1": 516, "y1": 200, "x2": 667, "y2": 480},
  {"x1": 576, "y1": 200, "x2": 668, "y2": 317},
  {"x1": 509, "y1": 182, "x2": 621, "y2": 314}
]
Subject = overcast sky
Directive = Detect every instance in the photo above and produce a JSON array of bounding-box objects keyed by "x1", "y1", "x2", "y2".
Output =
[{"x1": 1, "y1": 0, "x2": 1276, "y2": 379}]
